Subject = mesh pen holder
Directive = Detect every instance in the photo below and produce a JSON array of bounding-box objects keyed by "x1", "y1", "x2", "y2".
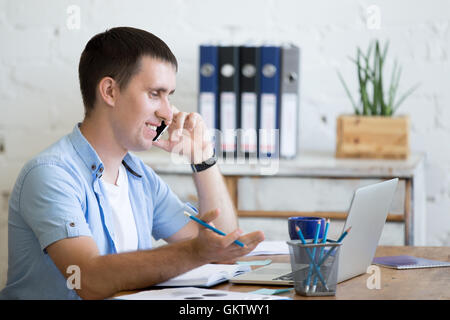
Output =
[{"x1": 287, "y1": 240, "x2": 342, "y2": 296}]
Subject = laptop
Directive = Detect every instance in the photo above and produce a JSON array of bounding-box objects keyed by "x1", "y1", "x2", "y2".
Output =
[{"x1": 230, "y1": 178, "x2": 399, "y2": 285}]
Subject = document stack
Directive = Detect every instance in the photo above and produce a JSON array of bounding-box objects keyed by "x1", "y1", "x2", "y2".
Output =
[{"x1": 198, "y1": 44, "x2": 300, "y2": 160}]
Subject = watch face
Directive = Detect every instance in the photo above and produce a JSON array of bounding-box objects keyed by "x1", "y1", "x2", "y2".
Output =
[{"x1": 205, "y1": 156, "x2": 217, "y2": 165}]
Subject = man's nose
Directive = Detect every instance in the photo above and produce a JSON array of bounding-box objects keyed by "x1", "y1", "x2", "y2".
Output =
[{"x1": 156, "y1": 96, "x2": 173, "y2": 124}]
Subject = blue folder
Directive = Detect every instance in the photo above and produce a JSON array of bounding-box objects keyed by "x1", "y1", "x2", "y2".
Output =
[
  {"x1": 199, "y1": 45, "x2": 219, "y2": 153},
  {"x1": 259, "y1": 45, "x2": 281, "y2": 159}
]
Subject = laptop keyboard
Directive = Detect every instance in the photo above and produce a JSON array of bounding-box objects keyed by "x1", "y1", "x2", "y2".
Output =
[{"x1": 272, "y1": 272, "x2": 294, "y2": 281}]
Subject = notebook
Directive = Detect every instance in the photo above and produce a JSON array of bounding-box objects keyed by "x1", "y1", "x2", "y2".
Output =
[
  {"x1": 372, "y1": 255, "x2": 450, "y2": 270},
  {"x1": 155, "y1": 264, "x2": 251, "y2": 287}
]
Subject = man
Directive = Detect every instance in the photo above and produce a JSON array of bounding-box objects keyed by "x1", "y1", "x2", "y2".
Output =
[{"x1": 0, "y1": 27, "x2": 264, "y2": 300}]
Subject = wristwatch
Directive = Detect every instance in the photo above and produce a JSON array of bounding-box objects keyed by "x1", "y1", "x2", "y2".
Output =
[{"x1": 191, "y1": 154, "x2": 217, "y2": 173}]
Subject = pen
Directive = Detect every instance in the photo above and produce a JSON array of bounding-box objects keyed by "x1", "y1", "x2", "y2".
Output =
[
  {"x1": 183, "y1": 211, "x2": 245, "y2": 247},
  {"x1": 294, "y1": 225, "x2": 307, "y2": 244},
  {"x1": 317, "y1": 226, "x2": 352, "y2": 266},
  {"x1": 305, "y1": 221, "x2": 321, "y2": 292},
  {"x1": 295, "y1": 226, "x2": 328, "y2": 291},
  {"x1": 312, "y1": 219, "x2": 330, "y2": 292},
  {"x1": 337, "y1": 226, "x2": 351, "y2": 242}
]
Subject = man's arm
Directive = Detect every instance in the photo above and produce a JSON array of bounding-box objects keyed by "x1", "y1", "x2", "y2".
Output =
[
  {"x1": 192, "y1": 165, "x2": 238, "y2": 233},
  {"x1": 47, "y1": 210, "x2": 262, "y2": 300},
  {"x1": 47, "y1": 236, "x2": 202, "y2": 300},
  {"x1": 154, "y1": 107, "x2": 240, "y2": 241}
]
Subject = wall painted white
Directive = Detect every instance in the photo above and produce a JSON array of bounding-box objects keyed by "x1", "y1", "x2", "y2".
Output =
[{"x1": 1, "y1": 0, "x2": 449, "y2": 288}]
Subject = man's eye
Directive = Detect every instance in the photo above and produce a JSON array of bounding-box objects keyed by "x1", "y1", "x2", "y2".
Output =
[{"x1": 149, "y1": 92, "x2": 159, "y2": 98}]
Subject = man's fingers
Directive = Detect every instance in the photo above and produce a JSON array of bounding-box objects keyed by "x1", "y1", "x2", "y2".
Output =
[
  {"x1": 173, "y1": 112, "x2": 187, "y2": 130},
  {"x1": 221, "y1": 229, "x2": 264, "y2": 250},
  {"x1": 169, "y1": 111, "x2": 187, "y2": 141},
  {"x1": 200, "y1": 228, "x2": 265, "y2": 264},
  {"x1": 185, "y1": 112, "x2": 198, "y2": 131},
  {"x1": 221, "y1": 228, "x2": 243, "y2": 248},
  {"x1": 152, "y1": 139, "x2": 171, "y2": 151},
  {"x1": 239, "y1": 230, "x2": 265, "y2": 246}
]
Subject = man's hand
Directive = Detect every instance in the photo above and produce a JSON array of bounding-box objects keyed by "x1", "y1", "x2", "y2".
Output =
[
  {"x1": 190, "y1": 209, "x2": 265, "y2": 264},
  {"x1": 153, "y1": 105, "x2": 214, "y2": 164}
]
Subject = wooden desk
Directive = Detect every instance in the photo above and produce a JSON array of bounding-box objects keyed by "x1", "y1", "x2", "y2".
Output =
[
  {"x1": 115, "y1": 246, "x2": 450, "y2": 300},
  {"x1": 138, "y1": 150, "x2": 427, "y2": 246},
  {"x1": 216, "y1": 246, "x2": 450, "y2": 300}
]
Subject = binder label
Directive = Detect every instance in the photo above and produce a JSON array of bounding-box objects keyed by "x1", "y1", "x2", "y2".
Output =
[
  {"x1": 199, "y1": 92, "x2": 216, "y2": 144},
  {"x1": 199, "y1": 92, "x2": 216, "y2": 130},
  {"x1": 240, "y1": 92, "x2": 257, "y2": 153},
  {"x1": 280, "y1": 93, "x2": 297, "y2": 157},
  {"x1": 260, "y1": 93, "x2": 277, "y2": 154},
  {"x1": 220, "y1": 92, "x2": 237, "y2": 152}
]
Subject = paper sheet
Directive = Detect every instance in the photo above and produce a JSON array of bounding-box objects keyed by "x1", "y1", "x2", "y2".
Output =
[
  {"x1": 116, "y1": 287, "x2": 290, "y2": 300},
  {"x1": 245, "y1": 241, "x2": 289, "y2": 256}
]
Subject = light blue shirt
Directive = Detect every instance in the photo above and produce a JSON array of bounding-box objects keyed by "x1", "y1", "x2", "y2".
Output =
[{"x1": 0, "y1": 124, "x2": 190, "y2": 299}]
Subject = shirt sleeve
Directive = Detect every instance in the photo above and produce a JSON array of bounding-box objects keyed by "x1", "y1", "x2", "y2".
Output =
[
  {"x1": 19, "y1": 163, "x2": 93, "y2": 252},
  {"x1": 148, "y1": 169, "x2": 191, "y2": 241}
]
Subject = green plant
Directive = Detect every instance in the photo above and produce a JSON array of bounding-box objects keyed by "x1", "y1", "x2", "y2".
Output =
[{"x1": 337, "y1": 39, "x2": 419, "y2": 116}]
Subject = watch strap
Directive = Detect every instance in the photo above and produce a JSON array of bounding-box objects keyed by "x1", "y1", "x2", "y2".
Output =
[{"x1": 191, "y1": 155, "x2": 217, "y2": 173}]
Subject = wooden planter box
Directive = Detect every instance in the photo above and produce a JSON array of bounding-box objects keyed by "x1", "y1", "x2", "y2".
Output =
[{"x1": 336, "y1": 115, "x2": 410, "y2": 159}]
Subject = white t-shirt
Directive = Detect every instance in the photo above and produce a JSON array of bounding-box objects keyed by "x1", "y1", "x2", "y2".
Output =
[{"x1": 102, "y1": 164, "x2": 139, "y2": 253}]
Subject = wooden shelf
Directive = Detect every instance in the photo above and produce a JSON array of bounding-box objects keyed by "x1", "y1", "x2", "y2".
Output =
[{"x1": 237, "y1": 210, "x2": 405, "y2": 222}]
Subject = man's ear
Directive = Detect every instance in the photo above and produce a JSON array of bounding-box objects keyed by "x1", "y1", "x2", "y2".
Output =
[{"x1": 97, "y1": 77, "x2": 118, "y2": 107}]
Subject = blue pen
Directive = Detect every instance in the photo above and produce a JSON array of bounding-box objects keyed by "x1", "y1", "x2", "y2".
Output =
[
  {"x1": 295, "y1": 226, "x2": 328, "y2": 291},
  {"x1": 312, "y1": 219, "x2": 330, "y2": 292},
  {"x1": 305, "y1": 221, "x2": 321, "y2": 292},
  {"x1": 295, "y1": 225, "x2": 307, "y2": 244},
  {"x1": 183, "y1": 210, "x2": 245, "y2": 248},
  {"x1": 317, "y1": 226, "x2": 351, "y2": 266}
]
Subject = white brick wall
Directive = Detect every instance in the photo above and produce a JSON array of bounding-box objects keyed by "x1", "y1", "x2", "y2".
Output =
[{"x1": 1, "y1": 0, "x2": 450, "y2": 288}]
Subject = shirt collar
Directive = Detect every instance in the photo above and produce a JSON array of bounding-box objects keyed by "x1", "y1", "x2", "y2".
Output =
[
  {"x1": 122, "y1": 154, "x2": 142, "y2": 178},
  {"x1": 68, "y1": 123, "x2": 142, "y2": 179}
]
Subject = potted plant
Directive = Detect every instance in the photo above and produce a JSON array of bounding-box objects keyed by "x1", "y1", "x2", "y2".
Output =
[{"x1": 336, "y1": 40, "x2": 419, "y2": 159}]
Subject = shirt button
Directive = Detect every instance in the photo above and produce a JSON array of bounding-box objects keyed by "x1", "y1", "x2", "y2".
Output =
[
  {"x1": 99, "y1": 167, "x2": 104, "y2": 173},
  {"x1": 69, "y1": 222, "x2": 75, "y2": 227},
  {"x1": 91, "y1": 164, "x2": 96, "y2": 170}
]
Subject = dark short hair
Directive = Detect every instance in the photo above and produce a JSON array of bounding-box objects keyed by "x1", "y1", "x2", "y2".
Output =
[{"x1": 78, "y1": 27, "x2": 178, "y2": 117}]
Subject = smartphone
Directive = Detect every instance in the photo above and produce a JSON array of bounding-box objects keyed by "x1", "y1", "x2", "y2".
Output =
[{"x1": 152, "y1": 121, "x2": 168, "y2": 142}]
